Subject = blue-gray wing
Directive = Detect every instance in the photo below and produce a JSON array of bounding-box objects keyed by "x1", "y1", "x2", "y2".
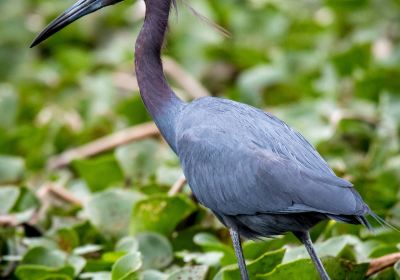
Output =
[
  {"x1": 178, "y1": 97, "x2": 335, "y2": 177},
  {"x1": 177, "y1": 126, "x2": 367, "y2": 217}
]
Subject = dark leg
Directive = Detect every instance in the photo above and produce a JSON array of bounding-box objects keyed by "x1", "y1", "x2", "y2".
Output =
[
  {"x1": 229, "y1": 228, "x2": 249, "y2": 280},
  {"x1": 294, "y1": 231, "x2": 330, "y2": 280}
]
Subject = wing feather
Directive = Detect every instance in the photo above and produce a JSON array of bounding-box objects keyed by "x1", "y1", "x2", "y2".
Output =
[
  {"x1": 176, "y1": 97, "x2": 367, "y2": 217},
  {"x1": 177, "y1": 123, "x2": 364, "y2": 217}
]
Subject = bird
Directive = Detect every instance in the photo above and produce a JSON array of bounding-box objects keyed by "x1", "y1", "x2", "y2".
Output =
[{"x1": 31, "y1": 0, "x2": 375, "y2": 279}]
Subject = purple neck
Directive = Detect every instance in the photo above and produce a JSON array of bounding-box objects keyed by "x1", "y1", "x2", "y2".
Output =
[{"x1": 135, "y1": 0, "x2": 184, "y2": 152}]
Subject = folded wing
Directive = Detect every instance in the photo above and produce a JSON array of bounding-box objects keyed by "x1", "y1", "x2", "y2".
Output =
[{"x1": 177, "y1": 125, "x2": 367, "y2": 217}]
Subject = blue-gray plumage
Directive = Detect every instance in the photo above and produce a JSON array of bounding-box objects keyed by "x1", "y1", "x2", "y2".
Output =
[
  {"x1": 177, "y1": 97, "x2": 368, "y2": 224},
  {"x1": 31, "y1": 0, "x2": 373, "y2": 279}
]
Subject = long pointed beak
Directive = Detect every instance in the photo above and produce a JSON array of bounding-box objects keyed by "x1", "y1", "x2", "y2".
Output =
[{"x1": 30, "y1": 0, "x2": 122, "y2": 47}]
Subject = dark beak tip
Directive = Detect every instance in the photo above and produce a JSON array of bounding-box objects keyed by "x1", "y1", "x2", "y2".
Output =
[
  {"x1": 30, "y1": 40, "x2": 39, "y2": 48},
  {"x1": 30, "y1": 0, "x2": 122, "y2": 49},
  {"x1": 30, "y1": 35, "x2": 45, "y2": 48}
]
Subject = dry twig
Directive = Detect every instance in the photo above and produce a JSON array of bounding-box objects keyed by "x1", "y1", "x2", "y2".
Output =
[
  {"x1": 48, "y1": 122, "x2": 159, "y2": 169},
  {"x1": 164, "y1": 57, "x2": 210, "y2": 99},
  {"x1": 168, "y1": 175, "x2": 187, "y2": 196},
  {"x1": 0, "y1": 215, "x2": 18, "y2": 227},
  {"x1": 47, "y1": 184, "x2": 82, "y2": 206},
  {"x1": 367, "y1": 252, "x2": 400, "y2": 276}
]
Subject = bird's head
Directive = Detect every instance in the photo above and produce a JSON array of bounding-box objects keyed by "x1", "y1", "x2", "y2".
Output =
[{"x1": 30, "y1": 0, "x2": 124, "y2": 47}]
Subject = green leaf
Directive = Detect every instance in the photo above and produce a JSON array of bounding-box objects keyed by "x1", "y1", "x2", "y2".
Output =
[
  {"x1": 283, "y1": 235, "x2": 359, "y2": 263},
  {"x1": 72, "y1": 154, "x2": 124, "y2": 192},
  {"x1": 116, "y1": 236, "x2": 139, "y2": 253},
  {"x1": 21, "y1": 247, "x2": 67, "y2": 268},
  {"x1": 325, "y1": 0, "x2": 368, "y2": 10},
  {"x1": 85, "y1": 189, "x2": 144, "y2": 238},
  {"x1": 394, "y1": 260, "x2": 400, "y2": 278},
  {"x1": 274, "y1": 100, "x2": 335, "y2": 145},
  {"x1": 116, "y1": 96, "x2": 151, "y2": 126},
  {"x1": 85, "y1": 259, "x2": 114, "y2": 273},
  {"x1": 137, "y1": 232, "x2": 173, "y2": 270},
  {"x1": 130, "y1": 195, "x2": 196, "y2": 236},
  {"x1": 258, "y1": 257, "x2": 368, "y2": 280},
  {"x1": 237, "y1": 65, "x2": 286, "y2": 106},
  {"x1": 168, "y1": 265, "x2": 209, "y2": 280},
  {"x1": 0, "y1": 84, "x2": 18, "y2": 129},
  {"x1": 175, "y1": 251, "x2": 223, "y2": 267},
  {"x1": 80, "y1": 272, "x2": 111, "y2": 280},
  {"x1": 67, "y1": 255, "x2": 86, "y2": 276},
  {"x1": 54, "y1": 228, "x2": 80, "y2": 252},
  {"x1": 72, "y1": 221, "x2": 107, "y2": 246},
  {"x1": 370, "y1": 266, "x2": 397, "y2": 279},
  {"x1": 115, "y1": 139, "x2": 160, "y2": 183},
  {"x1": 215, "y1": 248, "x2": 285, "y2": 280},
  {"x1": 368, "y1": 244, "x2": 399, "y2": 258},
  {"x1": 102, "y1": 251, "x2": 126, "y2": 263},
  {"x1": 0, "y1": 185, "x2": 20, "y2": 214},
  {"x1": 142, "y1": 270, "x2": 168, "y2": 280},
  {"x1": 243, "y1": 238, "x2": 288, "y2": 260},
  {"x1": 193, "y1": 233, "x2": 236, "y2": 265},
  {"x1": 0, "y1": 156, "x2": 24, "y2": 184},
  {"x1": 331, "y1": 44, "x2": 371, "y2": 76},
  {"x1": 15, "y1": 265, "x2": 74, "y2": 280},
  {"x1": 111, "y1": 252, "x2": 142, "y2": 280},
  {"x1": 12, "y1": 186, "x2": 39, "y2": 212}
]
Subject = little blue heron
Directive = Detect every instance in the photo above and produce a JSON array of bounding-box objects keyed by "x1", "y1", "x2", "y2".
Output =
[{"x1": 31, "y1": 0, "x2": 375, "y2": 279}]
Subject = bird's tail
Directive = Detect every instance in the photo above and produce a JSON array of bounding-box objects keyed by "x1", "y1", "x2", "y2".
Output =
[
  {"x1": 364, "y1": 211, "x2": 400, "y2": 233},
  {"x1": 329, "y1": 210, "x2": 399, "y2": 233},
  {"x1": 356, "y1": 215, "x2": 373, "y2": 231}
]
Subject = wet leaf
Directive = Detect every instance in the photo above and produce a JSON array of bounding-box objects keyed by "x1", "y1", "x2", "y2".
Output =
[
  {"x1": 137, "y1": 232, "x2": 173, "y2": 270},
  {"x1": 0, "y1": 186, "x2": 20, "y2": 214},
  {"x1": 0, "y1": 156, "x2": 24, "y2": 184},
  {"x1": 259, "y1": 257, "x2": 368, "y2": 280},
  {"x1": 215, "y1": 248, "x2": 285, "y2": 280},
  {"x1": 73, "y1": 154, "x2": 124, "y2": 192},
  {"x1": 85, "y1": 189, "x2": 144, "y2": 238},
  {"x1": 21, "y1": 247, "x2": 67, "y2": 268},
  {"x1": 130, "y1": 195, "x2": 196, "y2": 236},
  {"x1": 283, "y1": 235, "x2": 359, "y2": 263},
  {"x1": 15, "y1": 265, "x2": 75, "y2": 280},
  {"x1": 168, "y1": 265, "x2": 209, "y2": 280},
  {"x1": 194, "y1": 233, "x2": 236, "y2": 265},
  {"x1": 111, "y1": 252, "x2": 142, "y2": 280}
]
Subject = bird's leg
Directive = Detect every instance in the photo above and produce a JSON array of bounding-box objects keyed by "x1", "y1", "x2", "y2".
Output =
[
  {"x1": 294, "y1": 231, "x2": 330, "y2": 280},
  {"x1": 229, "y1": 228, "x2": 249, "y2": 280}
]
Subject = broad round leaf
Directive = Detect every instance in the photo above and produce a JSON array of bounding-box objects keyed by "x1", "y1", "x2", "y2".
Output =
[
  {"x1": 137, "y1": 232, "x2": 173, "y2": 270},
  {"x1": 0, "y1": 185, "x2": 20, "y2": 214},
  {"x1": 85, "y1": 189, "x2": 145, "y2": 238},
  {"x1": 21, "y1": 247, "x2": 67, "y2": 268},
  {"x1": 259, "y1": 257, "x2": 369, "y2": 280},
  {"x1": 116, "y1": 236, "x2": 139, "y2": 253},
  {"x1": 142, "y1": 270, "x2": 168, "y2": 280},
  {"x1": 215, "y1": 248, "x2": 285, "y2": 280},
  {"x1": 0, "y1": 156, "x2": 24, "y2": 184},
  {"x1": 130, "y1": 195, "x2": 196, "y2": 236},
  {"x1": 73, "y1": 155, "x2": 124, "y2": 192},
  {"x1": 168, "y1": 265, "x2": 208, "y2": 280},
  {"x1": 15, "y1": 265, "x2": 74, "y2": 280},
  {"x1": 111, "y1": 252, "x2": 142, "y2": 280}
]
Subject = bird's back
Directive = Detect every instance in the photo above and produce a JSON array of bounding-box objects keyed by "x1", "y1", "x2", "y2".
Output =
[
  {"x1": 175, "y1": 97, "x2": 370, "y2": 237},
  {"x1": 178, "y1": 97, "x2": 336, "y2": 177}
]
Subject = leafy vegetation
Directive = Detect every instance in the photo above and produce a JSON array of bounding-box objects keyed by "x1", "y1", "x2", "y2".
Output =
[{"x1": 1, "y1": 0, "x2": 400, "y2": 279}]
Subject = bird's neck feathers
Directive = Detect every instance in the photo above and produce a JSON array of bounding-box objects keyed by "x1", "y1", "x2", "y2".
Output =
[{"x1": 135, "y1": 0, "x2": 183, "y2": 152}]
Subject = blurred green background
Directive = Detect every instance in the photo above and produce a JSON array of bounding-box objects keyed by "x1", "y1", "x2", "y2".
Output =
[{"x1": 1, "y1": 0, "x2": 400, "y2": 279}]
